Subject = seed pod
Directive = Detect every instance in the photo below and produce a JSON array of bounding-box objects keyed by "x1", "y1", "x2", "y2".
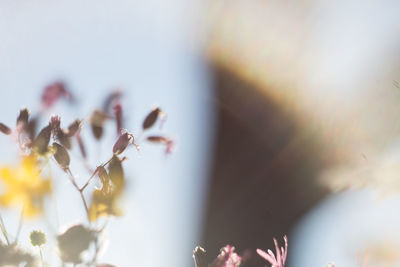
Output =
[
  {"x1": 56, "y1": 130, "x2": 72, "y2": 150},
  {"x1": 112, "y1": 133, "x2": 131, "y2": 155},
  {"x1": 0, "y1": 123, "x2": 11, "y2": 135},
  {"x1": 27, "y1": 117, "x2": 38, "y2": 141},
  {"x1": 66, "y1": 119, "x2": 81, "y2": 137},
  {"x1": 32, "y1": 125, "x2": 51, "y2": 155},
  {"x1": 90, "y1": 110, "x2": 108, "y2": 140},
  {"x1": 142, "y1": 108, "x2": 161, "y2": 130},
  {"x1": 53, "y1": 142, "x2": 70, "y2": 169},
  {"x1": 16, "y1": 108, "x2": 29, "y2": 130}
]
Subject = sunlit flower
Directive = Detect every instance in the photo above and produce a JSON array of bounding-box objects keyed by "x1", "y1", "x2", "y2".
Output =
[
  {"x1": 0, "y1": 156, "x2": 51, "y2": 217},
  {"x1": 211, "y1": 245, "x2": 242, "y2": 267},
  {"x1": 257, "y1": 236, "x2": 288, "y2": 267}
]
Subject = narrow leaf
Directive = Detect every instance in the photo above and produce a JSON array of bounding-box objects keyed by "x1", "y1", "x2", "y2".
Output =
[{"x1": 142, "y1": 108, "x2": 161, "y2": 130}]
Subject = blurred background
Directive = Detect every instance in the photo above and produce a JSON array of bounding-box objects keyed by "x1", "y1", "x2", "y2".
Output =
[{"x1": 1, "y1": 0, "x2": 400, "y2": 266}]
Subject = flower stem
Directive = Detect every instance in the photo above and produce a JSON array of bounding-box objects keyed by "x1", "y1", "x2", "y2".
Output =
[
  {"x1": 0, "y1": 214, "x2": 10, "y2": 245},
  {"x1": 66, "y1": 168, "x2": 90, "y2": 222},
  {"x1": 39, "y1": 245, "x2": 45, "y2": 267},
  {"x1": 80, "y1": 155, "x2": 114, "y2": 192}
]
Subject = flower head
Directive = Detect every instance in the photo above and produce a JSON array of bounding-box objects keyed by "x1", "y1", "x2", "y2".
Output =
[
  {"x1": 30, "y1": 230, "x2": 46, "y2": 247},
  {"x1": 211, "y1": 245, "x2": 242, "y2": 267},
  {"x1": 257, "y1": 236, "x2": 288, "y2": 267},
  {"x1": 0, "y1": 156, "x2": 51, "y2": 217}
]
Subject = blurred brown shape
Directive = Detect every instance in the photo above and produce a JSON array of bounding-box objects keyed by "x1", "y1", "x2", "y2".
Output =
[{"x1": 201, "y1": 66, "x2": 331, "y2": 266}]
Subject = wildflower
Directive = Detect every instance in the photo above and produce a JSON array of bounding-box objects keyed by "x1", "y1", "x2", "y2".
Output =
[
  {"x1": 211, "y1": 245, "x2": 242, "y2": 267},
  {"x1": 0, "y1": 156, "x2": 51, "y2": 217},
  {"x1": 257, "y1": 236, "x2": 288, "y2": 267},
  {"x1": 30, "y1": 230, "x2": 46, "y2": 247},
  {"x1": 193, "y1": 246, "x2": 208, "y2": 267}
]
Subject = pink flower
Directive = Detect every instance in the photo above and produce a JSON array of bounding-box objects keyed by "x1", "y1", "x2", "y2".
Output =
[
  {"x1": 257, "y1": 236, "x2": 288, "y2": 267},
  {"x1": 211, "y1": 245, "x2": 242, "y2": 267}
]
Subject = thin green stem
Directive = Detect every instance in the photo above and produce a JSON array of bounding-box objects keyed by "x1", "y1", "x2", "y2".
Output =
[
  {"x1": 0, "y1": 214, "x2": 10, "y2": 245},
  {"x1": 80, "y1": 155, "x2": 114, "y2": 192},
  {"x1": 39, "y1": 246, "x2": 45, "y2": 267},
  {"x1": 66, "y1": 168, "x2": 90, "y2": 222}
]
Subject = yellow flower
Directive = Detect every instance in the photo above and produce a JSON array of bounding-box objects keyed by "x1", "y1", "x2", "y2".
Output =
[{"x1": 0, "y1": 156, "x2": 51, "y2": 218}]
